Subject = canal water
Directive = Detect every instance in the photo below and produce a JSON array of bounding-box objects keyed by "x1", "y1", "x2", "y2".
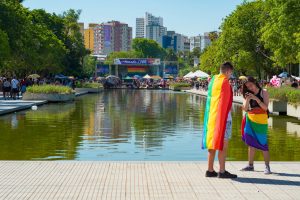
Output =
[{"x1": 0, "y1": 90, "x2": 300, "y2": 161}]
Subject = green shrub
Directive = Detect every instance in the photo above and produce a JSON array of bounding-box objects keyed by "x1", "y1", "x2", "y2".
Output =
[
  {"x1": 76, "y1": 82, "x2": 103, "y2": 89},
  {"x1": 267, "y1": 87, "x2": 288, "y2": 101},
  {"x1": 286, "y1": 88, "x2": 300, "y2": 104},
  {"x1": 26, "y1": 85, "x2": 74, "y2": 94},
  {"x1": 169, "y1": 82, "x2": 191, "y2": 91},
  {"x1": 267, "y1": 87, "x2": 300, "y2": 104}
]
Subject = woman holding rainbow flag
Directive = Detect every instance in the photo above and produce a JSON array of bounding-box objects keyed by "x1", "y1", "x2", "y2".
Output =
[{"x1": 241, "y1": 76, "x2": 271, "y2": 174}]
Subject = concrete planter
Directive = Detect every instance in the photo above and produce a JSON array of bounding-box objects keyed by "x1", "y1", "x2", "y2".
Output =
[
  {"x1": 75, "y1": 88, "x2": 103, "y2": 93},
  {"x1": 287, "y1": 103, "x2": 300, "y2": 119},
  {"x1": 268, "y1": 99, "x2": 287, "y2": 114},
  {"x1": 23, "y1": 92, "x2": 75, "y2": 102}
]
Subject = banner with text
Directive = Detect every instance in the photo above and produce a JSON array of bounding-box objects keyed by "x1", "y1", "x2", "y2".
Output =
[{"x1": 114, "y1": 58, "x2": 160, "y2": 65}]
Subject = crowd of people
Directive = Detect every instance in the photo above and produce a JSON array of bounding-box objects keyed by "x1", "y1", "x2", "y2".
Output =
[
  {"x1": 188, "y1": 74, "x2": 299, "y2": 97},
  {"x1": 0, "y1": 76, "x2": 77, "y2": 100}
]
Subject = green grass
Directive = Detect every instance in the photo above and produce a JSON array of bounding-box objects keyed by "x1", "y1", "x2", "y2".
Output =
[
  {"x1": 26, "y1": 85, "x2": 74, "y2": 94},
  {"x1": 76, "y1": 82, "x2": 103, "y2": 89},
  {"x1": 267, "y1": 87, "x2": 300, "y2": 105}
]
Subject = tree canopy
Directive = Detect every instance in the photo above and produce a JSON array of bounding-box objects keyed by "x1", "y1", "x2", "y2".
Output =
[
  {"x1": 200, "y1": 0, "x2": 300, "y2": 78},
  {"x1": 0, "y1": 0, "x2": 87, "y2": 77}
]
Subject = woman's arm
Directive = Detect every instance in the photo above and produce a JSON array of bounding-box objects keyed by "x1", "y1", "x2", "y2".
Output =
[
  {"x1": 242, "y1": 96, "x2": 251, "y2": 111},
  {"x1": 258, "y1": 90, "x2": 269, "y2": 111}
]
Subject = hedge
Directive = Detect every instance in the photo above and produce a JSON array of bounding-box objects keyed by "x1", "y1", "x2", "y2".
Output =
[{"x1": 26, "y1": 85, "x2": 74, "y2": 94}]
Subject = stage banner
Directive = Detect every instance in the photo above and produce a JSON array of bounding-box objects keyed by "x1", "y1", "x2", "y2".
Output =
[{"x1": 114, "y1": 58, "x2": 160, "y2": 65}]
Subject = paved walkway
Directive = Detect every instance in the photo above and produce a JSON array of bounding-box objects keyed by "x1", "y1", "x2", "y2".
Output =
[
  {"x1": 0, "y1": 100, "x2": 47, "y2": 115},
  {"x1": 183, "y1": 89, "x2": 244, "y2": 104},
  {"x1": 0, "y1": 161, "x2": 299, "y2": 200}
]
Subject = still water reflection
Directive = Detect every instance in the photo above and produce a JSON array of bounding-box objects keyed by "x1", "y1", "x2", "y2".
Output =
[{"x1": 0, "y1": 90, "x2": 300, "y2": 161}]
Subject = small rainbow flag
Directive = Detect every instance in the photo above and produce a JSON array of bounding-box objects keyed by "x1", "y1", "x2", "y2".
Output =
[
  {"x1": 128, "y1": 66, "x2": 146, "y2": 73},
  {"x1": 202, "y1": 74, "x2": 233, "y2": 150}
]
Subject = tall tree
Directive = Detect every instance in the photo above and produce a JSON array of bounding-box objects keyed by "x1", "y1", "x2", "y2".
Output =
[
  {"x1": 132, "y1": 38, "x2": 166, "y2": 59},
  {"x1": 200, "y1": 1, "x2": 272, "y2": 77},
  {"x1": 260, "y1": 0, "x2": 300, "y2": 67}
]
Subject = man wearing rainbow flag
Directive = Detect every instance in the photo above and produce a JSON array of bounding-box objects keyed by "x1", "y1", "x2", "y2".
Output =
[{"x1": 202, "y1": 62, "x2": 238, "y2": 179}]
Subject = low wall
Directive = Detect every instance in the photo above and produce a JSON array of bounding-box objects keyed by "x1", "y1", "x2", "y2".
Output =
[
  {"x1": 23, "y1": 93, "x2": 75, "y2": 102},
  {"x1": 268, "y1": 99, "x2": 287, "y2": 114},
  {"x1": 287, "y1": 103, "x2": 300, "y2": 119},
  {"x1": 75, "y1": 88, "x2": 103, "y2": 93}
]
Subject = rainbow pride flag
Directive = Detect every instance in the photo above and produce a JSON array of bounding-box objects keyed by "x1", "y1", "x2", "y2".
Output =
[
  {"x1": 202, "y1": 74, "x2": 233, "y2": 150},
  {"x1": 127, "y1": 66, "x2": 146, "y2": 73},
  {"x1": 241, "y1": 108, "x2": 268, "y2": 151}
]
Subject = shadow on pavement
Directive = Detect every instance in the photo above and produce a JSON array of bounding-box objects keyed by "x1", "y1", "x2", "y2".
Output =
[
  {"x1": 254, "y1": 171, "x2": 300, "y2": 178},
  {"x1": 234, "y1": 177, "x2": 300, "y2": 186}
]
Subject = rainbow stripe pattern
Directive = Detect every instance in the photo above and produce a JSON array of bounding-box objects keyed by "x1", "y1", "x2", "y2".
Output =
[
  {"x1": 202, "y1": 74, "x2": 233, "y2": 150},
  {"x1": 241, "y1": 108, "x2": 268, "y2": 151},
  {"x1": 127, "y1": 66, "x2": 146, "y2": 73}
]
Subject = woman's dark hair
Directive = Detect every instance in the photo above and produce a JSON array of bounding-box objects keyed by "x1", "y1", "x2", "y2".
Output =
[{"x1": 242, "y1": 76, "x2": 261, "y2": 98}]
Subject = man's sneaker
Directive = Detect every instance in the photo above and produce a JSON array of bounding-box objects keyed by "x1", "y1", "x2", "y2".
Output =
[
  {"x1": 241, "y1": 165, "x2": 254, "y2": 171},
  {"x1": 264, "y1": 166, "x2": 272, "y2": 175},
  {"x1": 205, "y1": 170, "x2": 218, "y2": 177},
  {"x1": 218, "y1": 171, "x2": 238, "y2": 179}
]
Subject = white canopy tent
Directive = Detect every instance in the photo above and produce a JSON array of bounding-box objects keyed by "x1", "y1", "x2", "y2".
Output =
[
  {"x1": 143, "y1": 74, "x2": 151, "y2": 79},
  {"x1": 291, "y1": 75, "x2": 300, "y2": 81},
  {"x1": 191, "y1": 70, "x2": 209, "y2": 78},
  {"x1": 183, "y1": 71, "x2": 194, "y2": 78}
]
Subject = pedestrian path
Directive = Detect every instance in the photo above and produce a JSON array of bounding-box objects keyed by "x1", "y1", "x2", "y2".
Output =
[
  {"x1": 0, "y1": 100, "x2": 47, "y2": 115},
  {"x1": 0, "y1": 161, "x2": 299, "y2": 200},
  {"x1": 184, "y1": 89, "x2": 244, "y2": 104}
]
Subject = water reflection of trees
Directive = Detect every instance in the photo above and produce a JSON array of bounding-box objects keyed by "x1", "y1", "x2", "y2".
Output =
[
  {"x1": 227, "y1": 107, "x2": 300, "y2": 161},
  {"x1": 0, "y1": 102, "x2": 84, "y2": 160},
  {"x1": 95, "y1": 90, "x2": 202, "y2": 149}
]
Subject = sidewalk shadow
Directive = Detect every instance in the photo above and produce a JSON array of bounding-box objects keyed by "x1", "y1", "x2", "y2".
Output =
[
  {"x1": 234, "y1": 177, "x2": 300, "y2": 186},
  {"x1": 254, "y1": 171, "x2": 300, "y2": 178}
]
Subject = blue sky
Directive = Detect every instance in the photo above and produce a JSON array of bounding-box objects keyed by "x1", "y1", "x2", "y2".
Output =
[{"x1": 23, "y1": 0, "x2": 243, "y2": 37}]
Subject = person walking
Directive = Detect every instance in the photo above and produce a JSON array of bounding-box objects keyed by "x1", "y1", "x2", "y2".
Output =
[
  {"x1": 202, "y1": 62, "x2": 237, "y2": 179},
  {"x1": 241, "y1": 76, "x2": 271, "y2": 174}
]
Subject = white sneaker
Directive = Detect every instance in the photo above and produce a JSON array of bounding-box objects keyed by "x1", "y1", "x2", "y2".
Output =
[{"x1": 264, "y1": 166, "x2": 272, "y2": 175}]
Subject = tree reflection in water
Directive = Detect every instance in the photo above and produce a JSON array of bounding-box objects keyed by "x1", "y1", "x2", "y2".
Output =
[{"x1": 0, "y1": 90, "x2": 300, "y2": 161}]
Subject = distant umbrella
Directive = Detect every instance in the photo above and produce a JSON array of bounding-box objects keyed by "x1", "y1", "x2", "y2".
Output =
[
  {"x1": 278, "y1": 72, "x2": 289, "y2": 78},
  {"x1": 27, "y1": 74, "x2": 40, "y2": 79},
  {"x1": 239, "y1": 76, "x2": 247, "y2": 80},
  {"x1": 151, "y1": 75, "x2": 162, "y2": 80}
]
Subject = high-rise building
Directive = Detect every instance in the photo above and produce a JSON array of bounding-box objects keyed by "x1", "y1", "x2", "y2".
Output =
[
  {"x1": 190, "y1": 36, "x2": 201, "y2": 51},
  {"x1": 94, "y1": 21, "x2": 132, "y2": 55},
  {"x1": 136, "y1": 12, "x2": 167, "y2": 45},
  {"x1": 136, "y1": 18, "x2": 144, "y2": 38},
  {"x1": 183, "y1": 37, "x2": 190, "y2": 52},
  {"x1": 84, "y1": 29, "x2": 94, "y2": 51},
  {"x1": 162, "y1": 31, "x2": 188, "y2": 52},
  {"x1": 84, "y1": 23, "x2": 98, "y2": 52},
  {"x1": 145, "y1": 12, "x2": 163, "y2": 30}
]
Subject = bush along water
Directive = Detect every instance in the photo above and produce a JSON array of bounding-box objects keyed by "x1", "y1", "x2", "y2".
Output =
[
  {"x1": 26, "y1": 85, "x2": 74, "y2": 94},
  {"x1": 267, "y1": 87, "x2": 300, "y2": 105}
]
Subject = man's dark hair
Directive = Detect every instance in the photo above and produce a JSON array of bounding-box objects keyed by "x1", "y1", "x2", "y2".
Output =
[{"x1": 220, "y1": 61, "x2": 234, "y2": 73}]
